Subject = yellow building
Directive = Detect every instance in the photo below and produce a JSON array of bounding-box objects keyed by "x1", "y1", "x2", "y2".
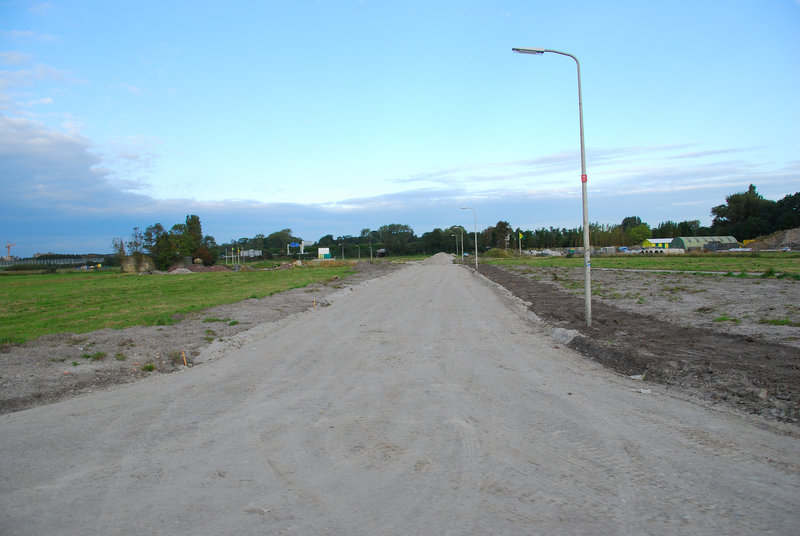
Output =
[{"x1": 641, "y1": 238, "x2": 673, "y2": 249}]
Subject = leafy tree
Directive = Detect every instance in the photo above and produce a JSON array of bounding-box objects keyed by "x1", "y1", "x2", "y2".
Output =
[
  {"x1": 153, "y1": 231, "x2": 179, "y2": 269},
  {"x1": 317, "y1": 234, "x2": 335, "y2": 247},
  {"x1": 133, "y1": 216, "x2": 211, "y2": 269},
  {"x1": 621, "y1": 216, "x2": 642, "y2": 231},
  {"x1": 110, "y1": 237, "x2": 125, "y2": 264},
  {"x1": 201, "y1": 235, "x2": 219, "y2": 262},
  {"x1": 195, "y1": 246, "x2": 214, "y2": 266},
  {"x1": 420, "y1": 228, "x2": 446, "y2": 253},
  {"x1": 169, "y1": 223, "x2": 196, "y2": 257},
  {"x1": 712, "y1": 184, "x2": 762, "y2": 227},
  {"x1": 360, "y1": 228, "x2": 376, "y2": 242},
  {"x1": 607, "y1": 224, "x2": 625, "y2": 246},
  {"x1": 184, "y1": 214, "x2": 203, "y2": 253},
  {"x1": 336, "y1": 234, "x2": 358, "y2": 245},
  {"x1": 653, "y1": 220, "x2": 680, "y2": 238},
  {"x1": 775, "y1": 192, "x2": 800, "y2": 230},
  {"x1": 677, "y1": 219, "x2": 701, "y2": 236},
  {"x1": 628, "y1": 223, "x2": 652, "y2": 245},
  {"x1": 378, "y1": 223, "x2": 415, "y2": 254},
  {"x1": 711, "y1": 184, "x2": 776, "y2": 239},
  {"x1": 266, "y1": 229, "x2": 296, "y2": 251},
  {"x1": 249, "y1": 234, "x2": 265, "y2": 251},
  {"x1": 491, "y1": 221, "x2": 512, "y2": 249},
  {"x1": 126, "y1": 227, "x2": 144, "y2": 254},
  {"x1": 143, "y1": 224, "x2": 165, "y2": 253},
  {"x1": 142, "y1": 223, "x2": 174, "y2": 269}
]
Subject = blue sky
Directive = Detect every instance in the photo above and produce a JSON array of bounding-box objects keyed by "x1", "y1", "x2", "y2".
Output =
[{"x1": 1, "y1": 0, "x2": 798, "y2": 257}]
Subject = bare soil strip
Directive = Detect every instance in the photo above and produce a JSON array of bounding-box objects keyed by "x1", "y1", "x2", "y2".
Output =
[{"x1": 479, "y1": 264, "x2": 799, "y2": 424}]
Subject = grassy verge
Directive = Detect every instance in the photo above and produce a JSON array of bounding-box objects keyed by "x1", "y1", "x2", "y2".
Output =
[
  {"x1": 484, "y1": 251, "x2": 800, "y2": 275},
  {"x1": 0, "y1": 265, "x2": 353, "y2": 344}
]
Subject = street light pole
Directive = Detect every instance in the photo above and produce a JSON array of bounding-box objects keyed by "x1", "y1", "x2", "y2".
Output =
[
  {"x1": 512, "y1": 46, "x2": 592, "y2": 327},
  {"x1": 460, "y1": 228, "x2": 464, "y2": 263},
  {"x1": 461, "y1": 207, "x2": 479, "y2": 270}
]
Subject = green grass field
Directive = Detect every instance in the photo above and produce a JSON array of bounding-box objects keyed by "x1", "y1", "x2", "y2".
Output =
[
  {"x1": 0, "y1": 265, "x2": 353, "y2": 344},
  {"x1": 484, "y1": 251, "x2": 800, "y2": 275}
]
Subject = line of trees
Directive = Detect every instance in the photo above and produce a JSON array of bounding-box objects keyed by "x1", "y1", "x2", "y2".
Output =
[
  {"x1": 116, "y1": 185, "x2": 798, "y2": 266},
  {"x1": 113, "y1": 214, "x2": 218, "y2": 270}
]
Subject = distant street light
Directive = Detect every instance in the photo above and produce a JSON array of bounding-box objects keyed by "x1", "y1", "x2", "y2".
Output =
[
  {"x1": 450, "y1": 234, "x2": 458, "y2": 257},
  {"x1": 461, "y1": 207, "x2": 479, "y2": 270},
  {"x1": 460, "y1": 227, "x2": 464, "y2": 263},
  {"x1": 512, "y1": 46, "x2": 592, "y2": 327}
]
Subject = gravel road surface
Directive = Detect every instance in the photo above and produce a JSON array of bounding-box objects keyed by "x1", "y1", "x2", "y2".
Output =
[{"x1": 2, "y1": 255, "x2": 799, "y2": 535}]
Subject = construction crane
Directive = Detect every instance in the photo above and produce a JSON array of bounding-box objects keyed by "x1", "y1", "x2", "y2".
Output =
[{"x1": 5, "y1": 242, "x2": 15, "y2": 261}]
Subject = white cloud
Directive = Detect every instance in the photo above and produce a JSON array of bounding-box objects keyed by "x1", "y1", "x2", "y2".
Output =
[
  {"x1": 18, "y1": 96, "x2": 53, "y2": 107},
  {"x1": 0, "y1": 114, "x2": 140, "y2": 210},
  {"x1": 0, "y1": 63, "x2": 76, "y2": 90},
  {"x1": 0, "y1": 51, "x2": 34, "y2": 64},
  {"x1": 117, "y1": 82, "x2": 143, "y2": 95},
  {"x1": 0, "y1": 30, "x2": 57, "y2": 43},
  {"x1": 29, "y1": 3, "x2": 54, "y2": 15}
]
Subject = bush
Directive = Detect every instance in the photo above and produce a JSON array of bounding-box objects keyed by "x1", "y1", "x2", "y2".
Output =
[
  {"x1": 484, "y1": 248, "x2": 514, "y2": 258},
  {"x1": 194, "y1": 246, "x2": 215, "y2": 266}
]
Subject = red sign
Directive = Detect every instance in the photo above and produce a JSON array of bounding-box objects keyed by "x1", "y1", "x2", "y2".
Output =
[{"x1": 581, "y1": 174, "x2": 588, "y2": 183}]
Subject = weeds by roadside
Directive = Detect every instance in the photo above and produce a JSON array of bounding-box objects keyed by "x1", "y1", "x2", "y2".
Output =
[
  {"x1": 713, "y1": 314, "x2": 741, "y2": 324},
  {"x1": 759, "y1": 318, "x2": 800, "y2": 327}
]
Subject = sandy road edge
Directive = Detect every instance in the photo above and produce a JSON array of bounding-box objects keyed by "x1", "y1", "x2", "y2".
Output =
[
  {"x1": 463, "y1": 264, "x2": 582, "y2": 345},
  {"x1": 194, "y1": 272, "x2": 396, "y2": 364}
]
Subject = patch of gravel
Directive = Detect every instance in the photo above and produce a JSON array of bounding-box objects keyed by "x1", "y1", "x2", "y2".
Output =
[{"x1": 421, "y1": 252, "x2": 457, "y2": 265}]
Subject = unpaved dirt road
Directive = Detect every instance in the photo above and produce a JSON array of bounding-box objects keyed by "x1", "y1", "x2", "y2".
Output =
[{"x1": 2, "y1": 255, "x2": 799, "y2": 535}]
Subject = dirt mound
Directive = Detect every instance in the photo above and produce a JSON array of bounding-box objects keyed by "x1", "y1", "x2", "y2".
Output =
[
  {"x1": 749, "y1": 227, "x2": 800, "y2": 250},
  {"x1": 422, "y1": 252, "x2": 455, "y2": 265},
  {"x1": 168, "y1": 267, "x2": 194, "y2": 274},
  {"x1": 168, "y1": 264, "x2": 231, "y2": 273}
]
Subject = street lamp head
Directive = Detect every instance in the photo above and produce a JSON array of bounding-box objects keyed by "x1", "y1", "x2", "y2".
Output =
[{"x1": 512, "y1": 47, "x2": 546, "y2": 55}]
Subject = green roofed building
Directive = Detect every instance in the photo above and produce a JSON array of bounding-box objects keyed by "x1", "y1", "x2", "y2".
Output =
[{"x1": 671, "y1": 236, "x2": 739, "y2": 251}]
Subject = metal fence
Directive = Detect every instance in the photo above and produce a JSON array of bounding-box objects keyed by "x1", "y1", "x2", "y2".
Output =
[{"x1": 0, "y1": 257, "x2": 106, "y2": 267}]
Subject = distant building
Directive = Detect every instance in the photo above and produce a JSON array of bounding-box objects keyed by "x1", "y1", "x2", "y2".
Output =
[
  {"x1": 641, "y1": 238, "x2": 673, "y2": 249},
  {"x1": 670, "y1": 236, "x2": 739, "y2": 251}
]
